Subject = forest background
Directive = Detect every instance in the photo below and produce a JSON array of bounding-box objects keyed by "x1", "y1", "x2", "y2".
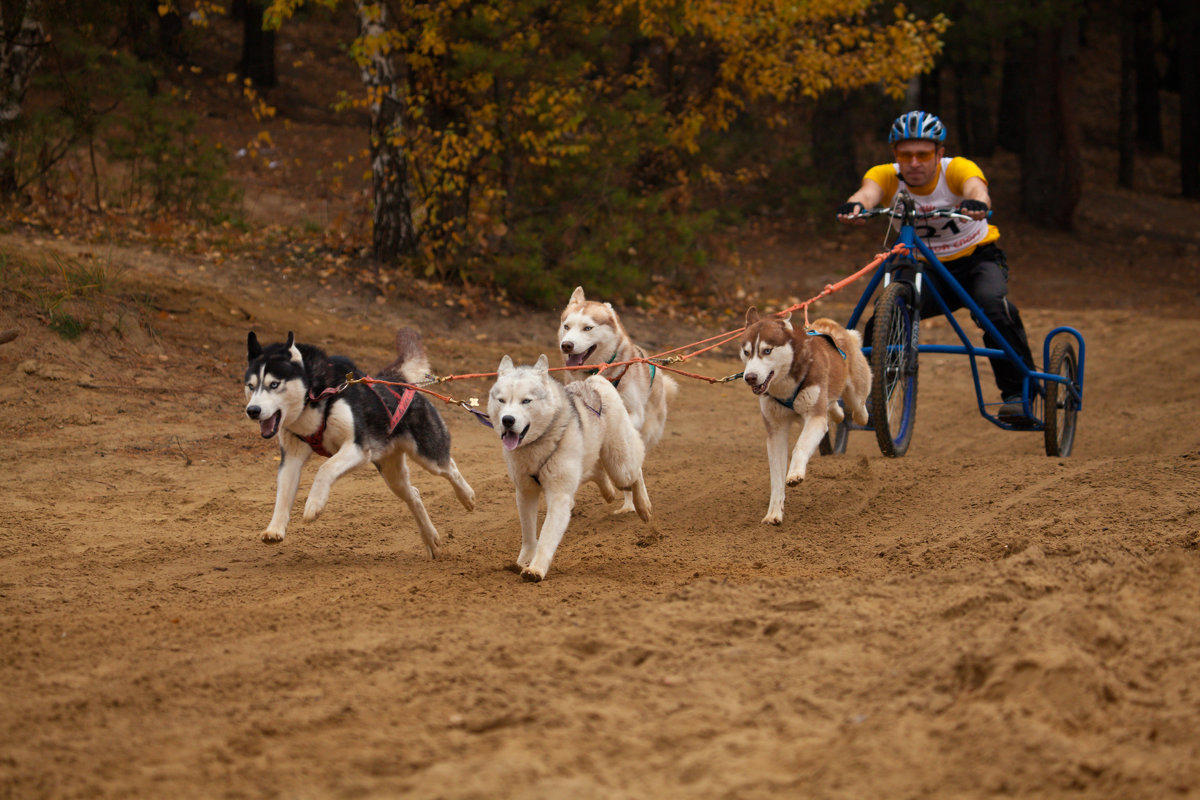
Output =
[{"x1": 0, "y1": 0, "x2": 1196, "y2": 311}]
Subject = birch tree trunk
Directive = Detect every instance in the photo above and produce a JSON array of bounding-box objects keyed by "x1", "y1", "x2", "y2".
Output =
[
  {"x1": 0, "y1": 0, "x2": 45, "y2": 199},
  {"x1": 354, "y1": 0, "x2": 417, "y2": 262}
]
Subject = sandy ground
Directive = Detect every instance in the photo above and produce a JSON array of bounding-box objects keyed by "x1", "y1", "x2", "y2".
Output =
[{"x1": 3, "y1": 179, "x2": 1200, "y2": 800}]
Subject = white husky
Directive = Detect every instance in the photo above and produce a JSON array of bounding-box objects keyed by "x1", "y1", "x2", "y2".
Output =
[
  {"x1": 559, "y1": 286, "x2": 678, "y2": 512},
  {"x1": 488, "y1": 354, "x2": 652, "y2": 582},
  {"x1": 740, "y1": 309, "x2": 871, "y2": 525}
]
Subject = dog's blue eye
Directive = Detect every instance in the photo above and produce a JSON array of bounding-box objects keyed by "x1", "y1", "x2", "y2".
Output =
[
  {"x1": 269, "y1": 380, "x2": 279, "y2": 390},
  {"x1": 521, "y1": 398, "x2": 531, "y2": 404},
  {"x1": 762, "y1": 348, "x2": 771, "y2": 356},
  {"x1": 583, "y1": 326, "x2": 592, "y2": 331}
]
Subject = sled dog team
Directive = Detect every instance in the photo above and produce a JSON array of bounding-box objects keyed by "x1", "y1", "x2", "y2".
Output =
[{"x1": 244, "y1": 287, "x2": 870, "y2": 581}]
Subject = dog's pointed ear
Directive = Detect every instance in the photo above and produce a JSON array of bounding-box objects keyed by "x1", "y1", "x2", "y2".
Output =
[
  {"x1": 497, "y1": 355, "x2": 513, "y2": 375},
  {"x1": 247, "y1": 331, "x2": 262, "y2": 361},
  {"x1": 534, "y1": 354, "x2": 549, "y2": 373},
  {"x1": 570, "y1": 286, "x2": 586, "y2": 304},
  {"x1": 745, "y1": 306, "x2": 760, "y2": 325},
  {"x1": 286, "y1": 332, "x2": 303, "y2": 365}
]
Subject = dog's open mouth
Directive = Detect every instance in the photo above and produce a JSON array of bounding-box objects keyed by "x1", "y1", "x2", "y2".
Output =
[
  {"x1": 747, "y1": 372, "x2": 773, "y2": 395},
  {"x1": 563, "y1": 344, "x2": 597, "y2": 368},
  {"x1": 500, "y1": 424, "x2": 529, "y2": 451},
  {"x1": 259, "y1": 410, "x2": 282, "y2": 439}
]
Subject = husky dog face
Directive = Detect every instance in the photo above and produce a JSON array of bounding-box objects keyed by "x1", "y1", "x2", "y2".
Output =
[
  {"x1": 488, "y1": 354, "x2": 557, "y2": 451},
  {"x1": 244, "y1": 331, "x2": 308, "y2": 440},
  {"x1": 740, "y1": 307, "x2": 796, "y2": 396},
  {"x1": 559, "y1": 286, "x2": 622, "y2": 368}
]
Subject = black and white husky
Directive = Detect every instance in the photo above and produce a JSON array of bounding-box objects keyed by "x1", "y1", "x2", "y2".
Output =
[{"x1": 243, "y1": 328, "x2": 475, "y2": 557}]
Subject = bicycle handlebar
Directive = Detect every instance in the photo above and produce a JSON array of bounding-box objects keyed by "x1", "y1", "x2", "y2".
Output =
[{"x1": 847, "y1": 206, "x2": 978, "y2": 222}]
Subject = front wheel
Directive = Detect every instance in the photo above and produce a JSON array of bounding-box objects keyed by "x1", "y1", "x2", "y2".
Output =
[
  {"x1": 869, "y1": 281, "x2": 919, "y2": 457},
  {"x1": 819, "y1": 414, "x2": 849, "y2": 456},
  {"x1": 1043, "y1": 340, "x2": 1079, "y2": 457}
]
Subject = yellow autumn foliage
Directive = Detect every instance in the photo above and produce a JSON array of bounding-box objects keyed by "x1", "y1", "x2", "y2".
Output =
[{"x1": 258, "y1": 0, "x2": 946, "y2": 259}]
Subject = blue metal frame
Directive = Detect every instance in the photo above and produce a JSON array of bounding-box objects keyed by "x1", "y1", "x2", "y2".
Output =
[{"x1": 842, "y1": 210, "x2": 1086, "y2": 433}]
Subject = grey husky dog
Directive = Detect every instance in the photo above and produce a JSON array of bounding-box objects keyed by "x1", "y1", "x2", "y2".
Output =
[
  {"x1": 488, "y1": 354, "x2": 651, "y2": 582},
  {"x1": 243, "y1": 328, "x2": 475, "y2": 557}
]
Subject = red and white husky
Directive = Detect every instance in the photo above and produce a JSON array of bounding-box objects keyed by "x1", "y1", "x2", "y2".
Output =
[
  {"x1": 559, "y1": 286, "x2": 678, "y2": 512},
  {"x1": 740, "y1": 308, "x2": 871, "y2": 525}
]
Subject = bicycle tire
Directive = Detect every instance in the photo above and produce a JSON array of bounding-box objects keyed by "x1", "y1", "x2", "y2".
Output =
[
  {"x1": 869, "y1": 281, "x2": 919, "y2": 457},
  {"x1": 1043, "y1": 340, "x2": 1078, "y2": 457},
  {"x1": 818, "y1": 414, "x2": 849, "y2": 456}
]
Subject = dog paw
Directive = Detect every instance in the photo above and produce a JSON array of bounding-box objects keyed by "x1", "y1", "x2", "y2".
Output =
[
  {"x1": 761, "y1": 512, "x2": 783, "y2": 526},
  {"x1": 425, "y1": 538, "x2": 442, "y2": 560},
  {"x1": 260, "y1": 529, "x2": 285, "y2": 543},
  {"x1": 458, "y1": 487, "x2": 476, "y2": 512},
  {"x1": 302, "y1": 498, "x2": 325, "y2": 522},
  {"x1": 785, "y1": 473, "x2": 805, "y2": 486},
  {"x1": 520, "y1": 567, "x2": 545, "y2": 583}
]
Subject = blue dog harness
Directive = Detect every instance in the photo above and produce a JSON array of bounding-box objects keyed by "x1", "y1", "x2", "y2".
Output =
[
  {"x1": 773, "y1": 331, "x2": 847, "y2": 411},
  {"x1": 591, "y1": 350, "x2": 657, "y2": 388}
]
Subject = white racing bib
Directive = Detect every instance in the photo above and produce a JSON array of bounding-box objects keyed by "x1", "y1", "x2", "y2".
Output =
[{"x1": 889, "y1": 158, "x2": 989, "y2": 258}]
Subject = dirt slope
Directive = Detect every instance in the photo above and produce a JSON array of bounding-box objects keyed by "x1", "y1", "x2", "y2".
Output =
[{"x1": 2, "y1": 166, "x2": 1200, "y2": 800}]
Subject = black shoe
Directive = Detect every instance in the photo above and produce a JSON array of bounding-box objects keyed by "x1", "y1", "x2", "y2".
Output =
[{"x1": 998, "y1": 394, "x2": 1033, "y2": 427}]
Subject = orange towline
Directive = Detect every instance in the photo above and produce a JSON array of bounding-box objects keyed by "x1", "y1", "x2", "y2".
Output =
[{"x1": 348, "y1": 244, "x2": 907, "y2": 411}]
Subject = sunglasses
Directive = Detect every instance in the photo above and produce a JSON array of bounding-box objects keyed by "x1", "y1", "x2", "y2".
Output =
[{"x1": 894, "y1": 148, "x2": 939, "y2": 163}]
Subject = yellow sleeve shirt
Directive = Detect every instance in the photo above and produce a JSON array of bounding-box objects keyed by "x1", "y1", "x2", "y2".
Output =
[{"x1": 863, "y1": 157, "x2": 1000, "y2": 258}]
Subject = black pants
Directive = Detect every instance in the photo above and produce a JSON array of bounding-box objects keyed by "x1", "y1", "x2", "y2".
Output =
[{"x1": 919, "y1": 244, "x2": 1035, "y2": 398}]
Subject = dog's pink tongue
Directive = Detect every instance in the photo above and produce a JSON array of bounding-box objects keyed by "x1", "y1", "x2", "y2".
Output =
[
  {"x1": 259, "y1": 413, "x2": 279, "y2": 438},
  {"x1": 501, "y1": 431, "x2": 521, "y2": 451},
  {"x1": 565, "y1": 353, "x2": 585, "y2": 367}
]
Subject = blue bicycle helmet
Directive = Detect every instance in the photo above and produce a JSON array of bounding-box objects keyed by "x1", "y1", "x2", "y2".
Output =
[{"x1": 888, "y1": 111, "x2": 947, "y2": 144}]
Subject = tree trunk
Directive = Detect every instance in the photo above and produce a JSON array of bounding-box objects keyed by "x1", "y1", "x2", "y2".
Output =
[
  {"x1": 240, "y1": 1, "x2": 277, "y2": 87},
  {"x1": 953, "y1": 58, "x2": 995, "y2": 158},
  {"x1": 812, "y1": 91, "x2": 860, "y2": 197},
  {"x1": 1180, "y1": 0, "x2": 1199, "y2": 197},
  {"x1": 0, "y1": 0, "x2": 45, "y2": 199},
  {"x1": 997, "y1": 35, "x2": 1032, "y2": 154},
  {"x1": 1118, "y1": 0, "x2": 1136, "y2": 188},
  {"x1": 1020, "y1": 22, "x2": 1082, "y2": 228},
  {"x1": 354, "y1": 0, "x2": 417, "y2": 261},
  {"x1": 1133, "y1": 2, "x2": 1164, "y2": 152},
  {"x1": 918, "y1": 67, "x2": 941, "y2": 121}
]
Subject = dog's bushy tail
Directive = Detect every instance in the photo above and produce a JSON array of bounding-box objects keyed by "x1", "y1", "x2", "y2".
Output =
[
  {"x1": 379, "y1": 327, "x2": 434, "y2": 384},
  {"x1": 662, "y1": 371, "x2": 680, "y2": 403}
]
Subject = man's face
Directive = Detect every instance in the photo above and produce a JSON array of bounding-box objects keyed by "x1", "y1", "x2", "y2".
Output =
[{"x1": 893, "y1": 141, "x2": 943, "y2": 187}]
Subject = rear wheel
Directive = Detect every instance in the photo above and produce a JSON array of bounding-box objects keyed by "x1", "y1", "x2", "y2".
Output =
[
  {"x1": 869, "y1": 281, "x2": 919, "y2": 457},
  {"x1": 1043, "y1": 340, "x2": 1079, "y2": 457}
]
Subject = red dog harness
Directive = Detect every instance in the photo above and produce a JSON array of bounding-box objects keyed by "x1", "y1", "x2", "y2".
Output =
[{"x1": 299, "y1": 380, "x2": 416, "y2": 458}]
